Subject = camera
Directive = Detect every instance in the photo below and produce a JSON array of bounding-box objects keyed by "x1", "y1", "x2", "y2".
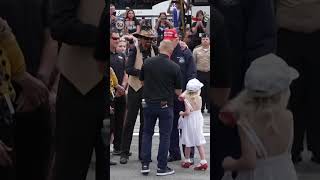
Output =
[{"x1": 112, "y1": 11, "x2": 116, "y2": 16}]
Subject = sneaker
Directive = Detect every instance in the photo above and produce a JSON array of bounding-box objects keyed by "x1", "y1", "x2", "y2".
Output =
[
  {"x1": 120, "y1": 155, "x2": 128, "y2": 164},
  {"x1": 112, "y1": 150, "x2": 121, "y2": 155},
  {"x1": 157, "y1": 167, "x2": 175, "y2": 176},
  {"x1": 141, "y1": 164, "x2": 150, "y2": 175},
  {"x1": 194, "y1": 163, "x2": 208, "y2": 171}
]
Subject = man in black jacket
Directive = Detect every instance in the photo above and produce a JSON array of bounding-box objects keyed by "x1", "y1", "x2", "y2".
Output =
[
  {"x1": 213, "y1": 1, "x2": 276, "y2": 179},
  {"x1": 50, "y1": 0, "x2": 108, "y2": 180}
]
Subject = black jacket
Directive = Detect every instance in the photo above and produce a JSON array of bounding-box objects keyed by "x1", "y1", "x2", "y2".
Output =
[{"x1": 216, "y1": 0, "x2": 277, "y2": 97}]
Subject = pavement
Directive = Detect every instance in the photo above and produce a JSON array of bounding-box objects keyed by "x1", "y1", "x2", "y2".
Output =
[{"x1": 86, "y1": 110, "x2": 320, "y2": 180}]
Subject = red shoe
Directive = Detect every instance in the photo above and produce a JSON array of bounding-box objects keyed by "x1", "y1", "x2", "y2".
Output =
[
  {"x1": 181, "y1": 161, "x2": 192, "y2": 168},
  {"x1": 194, "y1": 163, "x2": 208, "y2": 171}
]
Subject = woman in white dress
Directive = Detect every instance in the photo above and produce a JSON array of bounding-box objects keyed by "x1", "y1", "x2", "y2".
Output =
[
  {"x1": 219, "y1": 53, "x2": 299, "y2": 180},
  {"x1": 178, "y1": 78, "x2": 208, "y2": 170}
]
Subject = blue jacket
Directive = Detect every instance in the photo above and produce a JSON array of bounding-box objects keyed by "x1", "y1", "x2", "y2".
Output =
[{"x1": 171, "y1": 44, "x2": 197, "y2": 91}]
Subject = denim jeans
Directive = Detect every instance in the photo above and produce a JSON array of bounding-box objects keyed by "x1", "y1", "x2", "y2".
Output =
[{"x1": 141, "y1": 102, "x2": 174, "y2": 169}]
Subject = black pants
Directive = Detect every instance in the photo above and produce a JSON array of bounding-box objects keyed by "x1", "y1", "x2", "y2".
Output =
[
  {"x1": 197, "y1": 71, "x2": 210, "y2": 111},
  {"x1": 277, "y1": 29, "x2": 320, "y2": 157},
  {"x1": 112, "y1": 95, "x2": 126, "y2": 151},
  {"x1": 211, "y1": 104, "x2": 241, "y2": 180},
  {"x1": 120, "y1": 86, "x2": 144, "y2": 158},
  {"x1": 15, "y1": 106, "x2": 51, "y2": 180},
  {"x1": 53, "y1": 75, "x2": 107, "y2": 180}
]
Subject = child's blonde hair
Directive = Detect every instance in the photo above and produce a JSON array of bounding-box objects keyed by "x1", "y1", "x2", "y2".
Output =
[
  {"x1": 227, "y1": 88, "x2": 290, "y2": 134},
  {"x1": 184, "y1": 89, "x2": 201, "y2": 104}
]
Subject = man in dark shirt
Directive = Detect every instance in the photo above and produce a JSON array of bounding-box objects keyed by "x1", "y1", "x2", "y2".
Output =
[
  {"x1": 213, "y1": 1, "x2": 276, "y2": 179},
  {"x1": 139, "y1": 39, "x2": 182, "y2": 176},
  {"x1": 0, "y1": 1, "x2": 58, "y2": 180},
  {"x1": 119, "y1": 29, "x2": 158, "y2": 164},
  {"x1": 166, "y1": 28, "x2": 197, "y2": 164},
  {"x1": 110, "y1": 30, "x2": 128, "y2": 157}
]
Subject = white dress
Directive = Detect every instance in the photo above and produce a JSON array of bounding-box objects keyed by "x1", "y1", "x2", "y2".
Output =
[
  {"x1": 178, "y1": 99, "x2": 206, "y2": 147},
  {"x1": 222, "y1": 121, "x2": 298, "y2": 180}
]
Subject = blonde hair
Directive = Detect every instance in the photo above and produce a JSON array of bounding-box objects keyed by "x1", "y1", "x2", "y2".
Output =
[
  {"x1": 227, "y1": 89, "x2": 290, "y2": 134},
  {"x1": 184, "y1": 90, "x2": 201, "y2": 105}
]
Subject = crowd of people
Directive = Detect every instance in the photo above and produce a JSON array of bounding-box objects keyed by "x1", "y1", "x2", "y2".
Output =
[{"x1": 108, "y1": 1, "x2": 211, "y2": 176}]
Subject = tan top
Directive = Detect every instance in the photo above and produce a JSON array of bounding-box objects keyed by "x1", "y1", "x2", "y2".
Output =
[
  {"x1": 277, "y1": 0, "x2": 320, "y2": 33},
  {"x1": 127, "y1": 45, "x2": 155, "y2": 92},
  {"x1": 193, "y1": 46, "x2": 210, "y2": 72},
  {"x1": 57, "y1": 0, "x2": 105, "y2": 95}
]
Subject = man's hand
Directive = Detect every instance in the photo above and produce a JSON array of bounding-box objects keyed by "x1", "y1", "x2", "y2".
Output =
[
  {"x1": 115, "y1": 85, "x2": 125, "y2": 97},
  {"x1": 0, "y1": 141, "x2": 13, "y2": 167},
  {"x1": 16, "y1": 72, "x2": 49, "y2": 112}
]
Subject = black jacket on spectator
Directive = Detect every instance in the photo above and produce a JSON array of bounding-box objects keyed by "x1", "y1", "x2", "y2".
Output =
[{"x1": 216, "y1": 0, "x2": 276, "y2": 97}]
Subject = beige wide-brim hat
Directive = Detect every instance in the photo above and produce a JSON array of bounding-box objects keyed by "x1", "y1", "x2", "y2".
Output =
[{"x1": 132, "y1": 29, "x2": 156, "y2": 39}]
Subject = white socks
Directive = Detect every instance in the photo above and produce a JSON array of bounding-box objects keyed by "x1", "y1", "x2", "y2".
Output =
[
  {"x1": 200, "y1": 159, "x2": 207, "y2": 164},
  {"x1": 184, "y1": 158, "x2": 191, "y2": 163}
]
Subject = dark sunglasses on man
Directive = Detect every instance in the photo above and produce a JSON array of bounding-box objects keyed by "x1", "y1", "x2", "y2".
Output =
[{"x1": 111, "y1": 36, "x2": 120, "y2": 40}]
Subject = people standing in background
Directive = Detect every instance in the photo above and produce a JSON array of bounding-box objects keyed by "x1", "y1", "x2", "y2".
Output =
[
  {"x1": 276, "y1": 0, "x2": 320, "y2": 164},
  {"x1": 190, "y1": 10, "x2": 207, "y2": 51},
  {"x1": 110, "y1": 30, "x2": 128, "y2": 157},
  {"x1": 167, "y1": 0, "x2": 190, "y2": 34},
  {"x1": 193, "y1": 34, "x2": 210, "y2": 113},
  {"x1": 155, "y1": 12, "x2": 174, "y2": 46},
  {"x1": 125, "y1": 9, "x2": 141, "y2": 35}
]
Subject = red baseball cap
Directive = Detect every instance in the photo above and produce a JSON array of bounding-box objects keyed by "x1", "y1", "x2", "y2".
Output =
[{"x1": 163, "y1": 29, "x2": 178, "y2": 41}]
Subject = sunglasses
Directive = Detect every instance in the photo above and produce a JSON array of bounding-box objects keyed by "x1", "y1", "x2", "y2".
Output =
[{"x1": 111, "y1": 37, "x2": 120, "y2": 40}]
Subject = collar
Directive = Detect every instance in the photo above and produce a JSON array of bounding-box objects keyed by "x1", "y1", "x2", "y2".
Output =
[{"x1": 159, "y1": 53, "x2": 169, "y2": 58}]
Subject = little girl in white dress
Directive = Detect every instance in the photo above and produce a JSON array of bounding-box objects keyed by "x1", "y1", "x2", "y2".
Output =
[
  {"x1": 178, "y1": 78, "x2": 208, "y2": 170},
  {"x1": 219, "y1": 54, "x2": 299, "y2": 180}
]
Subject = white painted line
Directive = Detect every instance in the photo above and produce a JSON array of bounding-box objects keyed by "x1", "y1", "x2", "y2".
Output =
[{"x1": 133, "y1": 132, "x2": 210, "y2": 137}]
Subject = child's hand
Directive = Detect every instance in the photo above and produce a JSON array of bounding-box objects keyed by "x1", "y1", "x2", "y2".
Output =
[
  {"x1": 179, "y1": 111, "x2": 184, "y2": 116},
  {"x1": 219, "y1": 104, "x2": 238, "y2": 127},
  {"x1": 222, "y1": 156, "x2": 236, "y2": 170}
]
